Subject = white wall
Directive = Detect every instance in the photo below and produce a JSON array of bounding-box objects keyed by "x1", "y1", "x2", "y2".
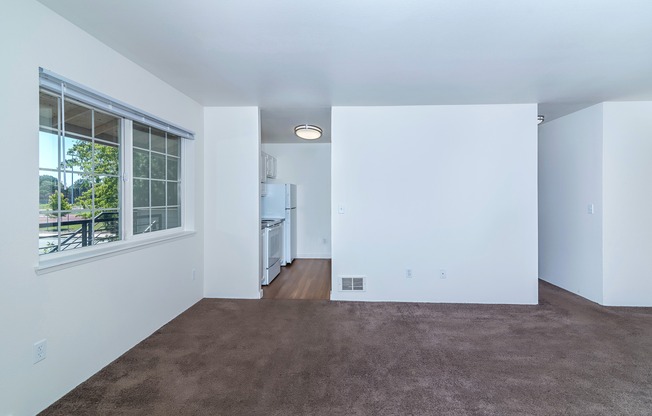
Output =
[
  {"x1": 539, "y1": 101, "x2": 652, "y2": 307},
  {"x1": 262, "y1": 143, "x2": 331, "y2": 259},
  {"x1": 538, "y1": 104, "x2": 604, "y2": 303},
  {"x1": 0, "y1": 2, "x2": 204, "y2": 414},
  {"x1": 204, "y1": 107, "x2": 262, "y2": 298},
  {"x1": 331, "y1": 105, "x2": 538, "y2": 303},
  {"x1": 603, "y1": 102, "x2": 652, "y2": 306}
]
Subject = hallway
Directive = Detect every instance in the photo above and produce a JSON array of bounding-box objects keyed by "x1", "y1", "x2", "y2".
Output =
[{"x1": 263, "y1": 259, "x2": 331, "y2": 300}]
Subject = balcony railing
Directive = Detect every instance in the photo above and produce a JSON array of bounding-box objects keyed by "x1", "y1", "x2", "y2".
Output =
[{"x1": 39, "y1": 212, "x2": 119, "y2": 254}]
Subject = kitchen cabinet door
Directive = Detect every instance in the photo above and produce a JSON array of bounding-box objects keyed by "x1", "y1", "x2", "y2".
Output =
[
  {"x1": 260, "y1": 152, "x2": 266, "y2": 183},
  {"x1": 264, "y1": 153, "x2": 277, "y2": 179},
  {"x1": 268, "y1": 155, "x2": 277, "y2": 178}
]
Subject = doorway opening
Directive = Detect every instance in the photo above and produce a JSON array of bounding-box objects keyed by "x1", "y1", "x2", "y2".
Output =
[{"x1": 263, "y1": 259, "x2": 331, "y2": 300}]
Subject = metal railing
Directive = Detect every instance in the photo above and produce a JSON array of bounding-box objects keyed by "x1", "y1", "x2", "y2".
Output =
[{"x1": 39, "y1": 212, "x2": 119, "y2": 254}]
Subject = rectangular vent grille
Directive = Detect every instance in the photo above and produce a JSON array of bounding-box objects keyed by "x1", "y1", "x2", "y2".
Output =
[{"x1": 340, "y1": 276, "x2": 365, "y2": 292}]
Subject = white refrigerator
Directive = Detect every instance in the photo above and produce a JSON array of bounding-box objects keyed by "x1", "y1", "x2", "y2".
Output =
[{"x1": 261, "y1": 183, "x2": 297, "y2": 265}]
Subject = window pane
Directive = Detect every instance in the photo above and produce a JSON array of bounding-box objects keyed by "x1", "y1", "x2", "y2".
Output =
[
  {"x1": 39, "y1": 170, "x2": 59, "y2": 208},
  {"x1": 64, "y1": 100, "x2": 92, "y2": 137},
  {"x1": 151, "y1": 181, "x2": 166, "y2": 207},
  {"x1": 38, "y1": 217, "x2": 59, "y2": 254},
  {"x1": 41, "y1": 173, "x2": 74, "y2": 212},
  {"x1": 167, "y1": 182, "x2": 179, "y2": 206},
  {"x1": 151, "y1": 208, "x2": 166, "y2": 231},
  {"x1": 133, "y1": 123, "x2": 149, "y2": 149},
  {"x1": 133, "y1": 208, "x2": 150, "y2": 234},
  {"x1": 39, "y1": 131, "x2": 59, "y2": 170},
  {"x1": 93, "y1": 210, "x2": 120, "y2": 245},
  {"x1": 95, "y1": 112, "x2": 119, "y2": 144},
  {"x1": 67, "y1": 172, "x2": 92, "y2": 209},
  {"x1": 39, "y1": 85, "x2": 128, "y2": 256},
  {"x1": 39, "y1": 92, "x2": 59, "y2": 130},
  {"x1": 52, "y1": 170, "x2": 83, "y2": 210},
  {"x1": 63, "y1": 136, "x2": 92, "y2": 172},
  {"x1": 151, "y1": 153, "x2": 165, "y2": 179},
  {"x1": 167, "y1": 157, "x2": 179, "y2": 181},
  {"x1": 39, "y1": 212, "x2": 59, "y2": 255},
  {"x1": 131, "y1": 121, "x2": 182, "y2": 237},
  {"x1": 167, "y1": 207, "x2": 181, "y2": 229},
  {"x1": 94, "y1": 141, "x2": 119, "y2": 175},
  {"x1": 60, "y1": 211, "x2": 91, "y2": 252},
  {"x1": 151, "y1": 128, "x2": 166, "y2": 153},
  {"x1": 94, "y1": 176, "x2": 119, "y2": 209},
  {"x1": 133, "y1": 179, "x2": 150, "y2": 207},
  {"x1": 167, "y1": 135, "x2": 180, "y2": 156},
  {"x1": 133, "y1": 149, "x2": 149, "y2": 178}
]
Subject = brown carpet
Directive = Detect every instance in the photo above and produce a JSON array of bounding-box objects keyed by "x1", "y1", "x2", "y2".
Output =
[{"x1": 41, "y1": 280, "x2": 652, "y2": 416}]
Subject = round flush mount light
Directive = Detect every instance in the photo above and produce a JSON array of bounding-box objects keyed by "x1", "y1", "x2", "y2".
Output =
[
  {"x1": 537, "y1": 115, "x2": 545, "y2": 125},
  {"x1": 294, "y1": 124, "x2": 322, "y2": 140}
]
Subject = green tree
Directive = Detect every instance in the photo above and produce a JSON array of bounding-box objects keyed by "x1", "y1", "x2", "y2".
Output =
[
  {"x1": 40, "y1": 175, "x2": 57, "y2": 204},
  {"x1": 76, "y1": 177, "x2": 119, "y2": 212},
  {"x1": 70, "y1": 178, "x2": 92, "y2": 203},
  {"x1": 48, "y1": 190, "x2": 71, "y2": 212},
  {"x1": 66, "y1": 140, "x2": 119, "y2": 175},
  {"x1": 40, "y1": 175, "x2": 64, "y2": 204},
  {"x1": 65, "y1": 139, "x2": 119, "y2": 217}
]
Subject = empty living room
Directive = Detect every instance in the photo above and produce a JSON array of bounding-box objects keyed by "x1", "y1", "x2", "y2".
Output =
[{"x1": 1, "y1": 0, "x2": 651, "y2": 415}]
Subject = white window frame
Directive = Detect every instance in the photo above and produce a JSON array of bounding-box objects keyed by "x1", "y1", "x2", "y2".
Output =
[{"x1": 36, "y1": 70, "x2": 195, "y2": 274}]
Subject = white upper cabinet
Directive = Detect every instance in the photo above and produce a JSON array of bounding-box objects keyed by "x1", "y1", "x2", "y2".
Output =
[
  {"x1": 262, "y1": 152, "x2": 277, "y2": 179},
  {"x1": 260, "y1": 152, "x2": 266, "y2": 183}
]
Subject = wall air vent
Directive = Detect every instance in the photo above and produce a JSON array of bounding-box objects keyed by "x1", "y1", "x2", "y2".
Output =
[{"x1": 340, "y1": 276, "x2": 365, "y2": 292}]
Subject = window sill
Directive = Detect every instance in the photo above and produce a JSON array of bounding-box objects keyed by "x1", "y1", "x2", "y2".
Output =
[{"x1": 35, "y1": 230, "x2": 196, "y2": 275}]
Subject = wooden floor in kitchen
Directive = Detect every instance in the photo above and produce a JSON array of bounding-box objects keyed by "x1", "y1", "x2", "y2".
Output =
[{"x1": 263, "y1": 259, "x2": 331, "y2": 300}]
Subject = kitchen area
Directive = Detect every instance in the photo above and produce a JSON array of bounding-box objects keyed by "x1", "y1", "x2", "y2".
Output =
[
  {"x1": 259, "y1": 109, "x2": 332, "y2": 298},
  {"x1": 260, "y1": 177, "x2": 297, "y2": 285}
]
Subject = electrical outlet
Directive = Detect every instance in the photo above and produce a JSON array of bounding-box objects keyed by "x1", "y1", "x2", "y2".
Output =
[
  {"x1": 406, "y1": 268, "x2": 412, "y2": 278},
  {"x1": 439, "y1": 269, "x2": 447, "y2": 279},
  {"x1": 33, "y1": 339, "x2": 47, "y2": 364},
  {"x1": 322, "y1": 238, "x2": 328, "y2": 244}
]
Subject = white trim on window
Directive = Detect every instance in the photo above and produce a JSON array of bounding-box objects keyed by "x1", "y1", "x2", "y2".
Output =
[
  {"x1": 35, "y1": 230, "x2": 196, "y2": 275},
  {"x1": 122, "y1": 119, "x2": 134, "y2": 238}
]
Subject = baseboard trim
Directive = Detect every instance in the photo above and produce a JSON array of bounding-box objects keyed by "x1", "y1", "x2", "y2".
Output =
[{"x1": 296, "y1": 253, "x2": 331, "y2": 259}]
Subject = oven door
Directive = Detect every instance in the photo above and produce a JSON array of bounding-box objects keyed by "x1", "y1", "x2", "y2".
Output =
[{"x1": 267, "y1": 223, "x2": 283, "y2": 270}]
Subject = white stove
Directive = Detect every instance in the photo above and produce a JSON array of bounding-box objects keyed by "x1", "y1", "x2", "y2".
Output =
[{"x1": 261, "y1": 219, "x2": 284, "y2": 285}]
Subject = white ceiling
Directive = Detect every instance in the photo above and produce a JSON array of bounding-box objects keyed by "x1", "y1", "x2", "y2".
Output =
[
  {"x1": 39, "y1": 0, "x2": 652, "y2": 139},
  {"x1": 261, "y1": 108, "x2": 331, "y2": 144}
]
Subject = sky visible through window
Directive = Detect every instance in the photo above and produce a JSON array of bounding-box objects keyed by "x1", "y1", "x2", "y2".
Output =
[{"x1": 39, "y1": 131, "x2": 78, "y2": 189}]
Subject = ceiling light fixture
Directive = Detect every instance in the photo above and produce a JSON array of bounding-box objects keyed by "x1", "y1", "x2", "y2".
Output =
[
  {"x1": 294, "y1": 124, "x2": 322, "y2": 140},
  {"x1": 537, "y1": 115, "x2": 545, "y2": 125}
]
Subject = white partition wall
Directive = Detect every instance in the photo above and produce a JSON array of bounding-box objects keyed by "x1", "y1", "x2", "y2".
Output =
[
  {"x1": 331, "y1": 105, "x2": 539, "y2": 304},
  {"x1": 538, "y1": 104, "x2": 604, "y2": 303},
  {"x1": 0, "y1": 2, "x2": 204, "y2": 414},
  {"x1": 602, "y1": 102, "x2": 652, "y2": 306},
  {"x1": 539, "y1": 102, "x2": 652, "y2": 307},
  {"x1": 203, "y1": 107, "x2": 262, "y2": 299}
]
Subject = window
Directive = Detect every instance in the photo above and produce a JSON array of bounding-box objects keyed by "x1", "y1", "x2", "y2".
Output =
[
  {"x1": 38, "y1": 69, "x2": 194, "y2": 257},
  {"x1": 132, "y1": 122, "x2": 181, "y2": 234},
  {"x1": 39, "y1": 92, "x2": 121, "y2": 255}
]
